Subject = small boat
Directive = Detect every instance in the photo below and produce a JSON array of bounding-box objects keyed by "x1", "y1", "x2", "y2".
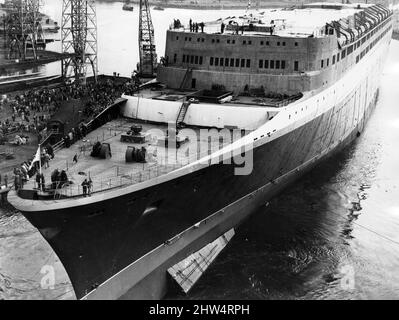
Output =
[
  {"x1": 123, "y1": 1, "x2": 134, "y2": 11},
  {"x1": 153, "y1": 6, "x2": 164, "y2": 11}
]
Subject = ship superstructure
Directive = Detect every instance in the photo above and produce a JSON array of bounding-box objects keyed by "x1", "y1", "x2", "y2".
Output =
[{"x1": 8, "y1": 3, "x2": 393, "y2": 300}]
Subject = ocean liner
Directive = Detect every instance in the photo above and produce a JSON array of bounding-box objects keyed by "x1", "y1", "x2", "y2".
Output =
[{"x1": 8, "y1": 2, "x2": 393, "y2": 300}]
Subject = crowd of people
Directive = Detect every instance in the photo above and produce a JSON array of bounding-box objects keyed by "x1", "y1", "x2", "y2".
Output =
[
  {"x1": 1, "y1": 76, "x2": 138, "y2": 145},
  {"x1": 12, "y1": 144, "x2": 54, "y2": 190},
  {"x1": 189, "y1": 19, "x2": 205, "y2": 33},
  {"x1": 1, "y1": 74, "x2": 142, "y2": 194}
]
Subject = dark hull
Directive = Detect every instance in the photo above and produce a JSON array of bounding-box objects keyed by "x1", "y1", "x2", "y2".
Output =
[{"x1": 19, "y1": 83, "x2": 379, "y2": 299}]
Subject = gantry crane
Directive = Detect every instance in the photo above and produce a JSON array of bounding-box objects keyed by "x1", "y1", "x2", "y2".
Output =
[
  {"x1": 61, "y1": 0, "x2": 98, "y2": 84},
  {"x1": 4, "y1": 0, "x2": 43, "y2": 60},
  {"x1": 138, "y1": 0, "x2": 157, "y2": 77}
]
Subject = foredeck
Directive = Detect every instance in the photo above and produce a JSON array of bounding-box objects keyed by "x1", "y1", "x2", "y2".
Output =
[{"x1": 21, "y1": 118, "x2": 236, "y2": 199}]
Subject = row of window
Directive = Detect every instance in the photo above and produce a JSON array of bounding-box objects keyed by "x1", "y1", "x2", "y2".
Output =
[
  {"x1": 186, "y1": 55, "x2": 300, "y2": 71},
  {"x1": 357, "y1": 23, "x2": 391, "y2": 64},
  {"x1": 320, "y1": 20, "x2": 391, "y2": 70},
  {"x1": 179, "y1": 35, "x2": 299, "y2": 47},
  {"x1": 210, "y1": 57, "x2": 251, "y2": 68},
  {"x1": 259, "y1": 59, "x2": 287, "y2": 70},
  {"x1": 182, "y1": 54, "x2": 203, "y2": 65}
]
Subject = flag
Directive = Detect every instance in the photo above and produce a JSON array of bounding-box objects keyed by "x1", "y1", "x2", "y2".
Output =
[{"x1": 29, "y1": 146, "x2": 41, "y2": 171}]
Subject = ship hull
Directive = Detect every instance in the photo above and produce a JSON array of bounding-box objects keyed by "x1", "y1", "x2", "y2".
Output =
[{"x1": 18, "y1": 86, "x2": 379, "y2": 299}]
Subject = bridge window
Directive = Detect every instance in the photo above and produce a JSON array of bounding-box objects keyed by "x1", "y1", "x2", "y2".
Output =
[
  {"x1": 260, "y1": 41, "x2": 264, "y2": 45},
  {"x1": 270, "y1": 60, "x2": 275, "y2": 69},
  {"x1": 294, "y1": 61, "x2": 299, "y2": 71},
  {"x1": 259, "y1": 60, "x2": 263, "y2": 68},
  {"x1": 277, "y1": 41, "x2": 280, "y2": 46},
  {"x1": 341, "y1": 49, "x2": 346, "y2": 59},
  {"x1": 282, "y1": 42, "x2": 286, "y2": 46},
  {"x1": 248, "y1": 40, "x2": 252, "y2": 45},
  {"x1": 225, "y1": 58, "x2": 229, "y2": 66},
  {"x1": 199, "y1": 56, "x2": 203, "y2": 65},
  {"x1": 195, "y1": 56, "x2": 198, "y2": 64},
  {"x1": 220, "y1": 57, "x2": 224, "y2": 66},
  {"x1": 246, "y1": 59, "x2": 251, "y2": 68},
  {"x1": 243, "y1": 40, "x2": 247, "y2": 45},
  {"x1": 321, "y1": 59, "x2": 324, "y2": 68},
  {"x1": 281, "y1": 60, "x2": 286, "y2": 69},
  {"x1": 235, "y1": 58, "x2": 240, "y2": 67},
  {"x1": 230, "y1": 58, "x2": 234, "y2": 67},
  {"x1": 266, "y1": 41, "x2": 270, "y2": 46},
  {"x1": 332, "y1": 55, "x2": 335, "y2": 64},
  {"x1": 295, "y1": 42, "x2": 298, "y2": 46},
  {"x1": 210, "y1": 57, "x2": 214, "y2": 66},
  {"x1": 190, "y1": 55, "x2": 194, "y2": 63},
  {"x1": 183, "y1": 54, "x2": 186, "y2": 63},
  {"x1": 264, "y1": 60, "x2": 269, "y2": 69},
  {"x1": 227, "y1": 39, "x2": 230, "y2": 44},
  {"x1": 276, "y1": 60, "x2": 280, "y2": 69},
  {"x1": 326, "y1": 58, "x2": 329, "y2": 67},
  {"x1": 241, "y1": 59, "x2": 245, "y2": 68},
  {"x1": 215, "y1": 57, "x2": 219, "y2": 66},
  {"x1": 174, "y1": 54, "x2": 177, "y2": 63}
]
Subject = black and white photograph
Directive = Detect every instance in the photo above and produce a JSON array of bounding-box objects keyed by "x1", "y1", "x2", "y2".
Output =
[{"x1": 0, "y1": 0, "x2": 399, "y2": 306}]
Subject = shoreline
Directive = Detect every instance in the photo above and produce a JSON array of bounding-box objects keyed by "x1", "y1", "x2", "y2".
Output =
[{"x1": 115, "y1": 0, "x2": 299, "y2": 10}]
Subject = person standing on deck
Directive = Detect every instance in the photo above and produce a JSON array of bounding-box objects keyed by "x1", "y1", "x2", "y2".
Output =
[
  {"x1": 73, "y1": 154, "x2": 78, "y2": 164},
  {"x1": 82, "y1": 179, "x2": 88, "y2": 197},
  {"x1": 43, "y1": 152, "x2": 50, "y2": 169},
  {"x1": 88, "y1": 178, "x2": 93, "y2": 196}
]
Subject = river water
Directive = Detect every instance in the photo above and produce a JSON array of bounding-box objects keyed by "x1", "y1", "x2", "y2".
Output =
[{"x1": 1, "y1": 2, "x2": 399, "y2": 300}]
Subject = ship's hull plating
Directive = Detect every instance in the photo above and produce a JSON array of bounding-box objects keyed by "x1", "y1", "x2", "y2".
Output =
[{"x1": 16, "y1": 33, "x2": 390, "y2": 300}]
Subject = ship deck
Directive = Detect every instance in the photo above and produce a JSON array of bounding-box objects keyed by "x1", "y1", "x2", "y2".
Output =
[
  {"x1": 134, "y1": 86, "x2": 301, "y2": 108},
  {"x1": 21, "y1": 118, "x2": 237, "y2": 199},
  {"x1": 171, "y1": 3, "x2": 370, "y2": 38}
]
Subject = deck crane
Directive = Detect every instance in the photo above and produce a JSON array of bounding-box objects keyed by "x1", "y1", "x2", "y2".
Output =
[{"x1": 138, "y1": 0, "x2": 157, "y2": 77}]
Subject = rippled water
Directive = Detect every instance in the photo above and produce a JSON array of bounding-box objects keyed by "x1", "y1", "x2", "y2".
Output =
[{"x1": 1, "y1": 2, "x2": 399, "y2": 300}]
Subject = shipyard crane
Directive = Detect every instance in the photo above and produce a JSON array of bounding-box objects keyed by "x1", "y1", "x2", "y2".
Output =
[
  {"x1": 61, "y1": 0, "x2": 98, "y2": 84},
  {"x1": 138, "y1": 0, "x2": 157, "y2": 77},
  {"x1": 4, "y1": 0, "x2": 43, "y2": 60}
]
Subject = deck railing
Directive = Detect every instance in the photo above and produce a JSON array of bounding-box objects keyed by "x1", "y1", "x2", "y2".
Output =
[{"x1": 33, "y1": 149, "x2": 216, "y2": 200}]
